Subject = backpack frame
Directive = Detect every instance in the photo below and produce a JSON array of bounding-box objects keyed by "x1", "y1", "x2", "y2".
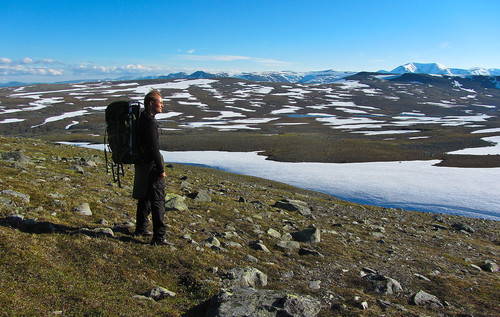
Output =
[{"x1": 104, "y1": 100, "x2": 143, "y2": 187}]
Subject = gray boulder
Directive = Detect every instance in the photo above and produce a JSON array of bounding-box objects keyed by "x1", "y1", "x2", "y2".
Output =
[
  {"x1": 76, "y1": 227, "x2": 114, "y2": 238},
  {"x1": 276, "y1": 240, "x2": 300, "y2": 251},
  {"x1": 452, "y1": 222, "x2": 475, "y2": 233},
  {"x1": 292, "y1": 225, "x2": 321, "y2": 244},
  {"x1": 165, "y1": 194, "x2": 189, "y2": 211},
  {"x1": 481, "y1": 260, "x2": 499, "y2": 272},
  {"x1": 411, "y1": 290, "x2": 443, "y2": 308},
  {"x1": 72, "y1": 203, "x2": 92, "y2": 216},
  {"x1": 206, "y1": 287, "x2": 321, "y2": 317},
  {"x1": 145, "y1": 287, "x2": 176, "y2": 301},
  {"x1": 1, "y1": 189, "x2": 30, "y2": 204},
  {"x1": 273, "y1": 199, "x2": 311, "y2": 216},
  {"x1": 1, "y1": 151, "x2": 31, "y2": 164},
  {"x1": 189, "y1": 189, "x2": 212, "y2": 202},
  {"x1": 224, "y1": 266, "x2": 268, "y2": 288},
  {"x1": 203, "y1": 236, "x2": 221, "y2": 248},
  {"x1": 362, "y1": 273, "x2": 403, "y2": 295}
]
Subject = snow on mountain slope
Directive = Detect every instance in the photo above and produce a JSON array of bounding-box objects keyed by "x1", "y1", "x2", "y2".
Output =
[
  {"x1": 390, "y1": 62, "x2": 500, "y2": 76},
  {"x1": 390, "y1": 62, "x2": 452, "y2": 75}
]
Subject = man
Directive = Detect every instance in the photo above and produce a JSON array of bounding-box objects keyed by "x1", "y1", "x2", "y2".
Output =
[{"x1": 132, "y1": 89, "x2": 170, "y2": 246}]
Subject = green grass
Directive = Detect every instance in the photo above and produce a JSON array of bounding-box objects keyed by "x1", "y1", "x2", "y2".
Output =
[{"x1": 0, "y1": 135, "x2": 499, "y2": 316}]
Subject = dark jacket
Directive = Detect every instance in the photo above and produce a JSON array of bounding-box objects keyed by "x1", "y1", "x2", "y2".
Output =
[
  {"x1": 138, "y1": 111, "x2": 164, "y2": 178},
  {"x1": 132, "y1": 111, "x2": 164, "y2": 200}
]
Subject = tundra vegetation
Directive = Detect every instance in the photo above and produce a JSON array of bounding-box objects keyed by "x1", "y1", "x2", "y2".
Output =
[
  {"x1": 0, "y1": 136, "x2": 498, "y2": 316},
  {"x1": 0, "y1": 74, "x2": 499, "y2": 315}
]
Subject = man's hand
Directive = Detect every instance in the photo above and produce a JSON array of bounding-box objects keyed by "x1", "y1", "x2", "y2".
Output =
[{"x1": 158, "y1": 172, "x2": 166, "y2": 180}]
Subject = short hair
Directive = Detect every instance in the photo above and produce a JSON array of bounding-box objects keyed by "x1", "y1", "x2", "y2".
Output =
[{"x1": 144, "y1": 89, "x2": 162, "y2": 111}]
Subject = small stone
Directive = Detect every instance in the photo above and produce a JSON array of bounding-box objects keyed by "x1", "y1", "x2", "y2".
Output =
[
  {"x1": 362, "y1": 273, "x2": 402, "y2": 295},
  {"x1": 1, "y1": 189, "x2": 30, "y2": 204},
  {"x1": 308, "y1": 280, "x2": 321, "y2": 290},
  {"x1": 73, "y1": 203, "x2": 92, "y2": 216},
  {"x1": 132, "y1": 294, "x2": 154, "y2": 301},
  {"x1": 414, "y1": 273, "x2": 431, "y2": 281},
  {"x1": 292, "y1": 225, "x2": 321, "y2": 244},
  {"x1": 273, "y1": 199, "x2": 312, "y2": 216},
  {"x1": 146, "y1": 287, "x2": 176, "y2": 301},
  {"x1": 481, "y1": 260, "x2": 499, "y2": 272},
  {"x1": 225, "y1": 266, "x2": 268, "y2": 288},
  {"x1": 203, "y1": 236, "x2": 221, "y2": 248},
  {"x1": 244, "y1": 254, "x2": 259, "y2": 263},
  {"x1": 189, "y1": 189, "x2": 212, "y2": 202},
  {"x1": 411, "y1": 290, "x2": 443, "y2": 308},
  {"x1": 276, "y1": 240, "x2": 300, "y2": 251},
  {"x1": 71, "y1": 165, "x2": 85, "y2": 174},
  {"x1": 267, "y1": 228, "x2": 281, "y2": 239},
  {"x1": 165, "y1": 194, "x2": 188, "y2": 211},
  {"x1": 251, "y1": 241, "x2": 270, "y2": 252},
  {"x1": 470, "y1": 264, "x2": 482, "y2": 271},
  {"x1": 299, "y1": 248, "x2": 323, "y2": 257},
  {"x1": 452, "y1": 222, "x2": 474, "y2": 233}
]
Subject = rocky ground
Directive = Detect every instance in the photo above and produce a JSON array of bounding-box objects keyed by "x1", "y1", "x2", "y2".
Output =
[{"x1": 0, "y1": 135, "x2": 499, "y2": 316}]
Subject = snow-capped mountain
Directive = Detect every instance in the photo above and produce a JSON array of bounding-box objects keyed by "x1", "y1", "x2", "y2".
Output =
[
  {"x1": 233, "y1": 70, "x2": 356, "y2": 84},
  {"x1": 388, "y1": 62, "x2": 500, "y2": 76},
  {"x1": 145, "y1": 64, "x2": 499, "y2": 84},
  {"x1": 2, "y1": 63, "x2": 499, "y2": 88},
  {"x1": 126, "y1": 69, "x2": 357, "y2": 84}
]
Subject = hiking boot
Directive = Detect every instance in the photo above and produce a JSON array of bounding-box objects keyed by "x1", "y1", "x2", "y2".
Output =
[
  {"x1": 133, "y1": 230, "x2": 153, "y2": 237},
  {"x1": 150, "y1": 239, "x2": 173, "y2": 246}
]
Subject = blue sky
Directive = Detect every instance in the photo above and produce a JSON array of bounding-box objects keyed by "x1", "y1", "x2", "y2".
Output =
[{"x1": 1, "y1": 0, "x2": 499, "y2": 83}]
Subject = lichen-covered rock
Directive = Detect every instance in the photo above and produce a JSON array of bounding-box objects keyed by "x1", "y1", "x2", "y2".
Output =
[
  {"x1": 165, "y1": 194, "x2": 189, "y2": 211},
  {"x1": 411, "y1": 290, "x2": 443, "y2": 308},
  {"x1": 206, "y1": 287, "x2": 321, "y2": 317},
  {"x1": 362, "y1": 273, "x2": 403, "y2": 295},
  {"x1": 145, "y1": 287, "x2": 176, "y2": 301},
  {"x1": 1, "y1": 189, "x2": 30, "y2": 204},
  {"x1": 224, "y1": 266, "x2": 268, "y2": 288},
  {"x1": 72, "y1": 203, "x2": 92, "y2": 216}
]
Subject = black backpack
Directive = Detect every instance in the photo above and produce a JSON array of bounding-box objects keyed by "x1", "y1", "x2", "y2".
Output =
[{"x1": 104, "y1": 100, "x2": 143, "y2": 186}]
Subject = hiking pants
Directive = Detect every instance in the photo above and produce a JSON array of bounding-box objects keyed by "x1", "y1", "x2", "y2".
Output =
[{"x1": 136, "y1": 177, "x2": 166, "y2": 241}]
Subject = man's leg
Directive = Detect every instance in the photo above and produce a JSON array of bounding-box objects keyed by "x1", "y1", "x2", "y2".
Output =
[
  {"x1": 150, "y1": 178, "x2": 167, "y2": 243},
  {"x1": 135, "y1": 197, "x2": 151, "y2": 235}
]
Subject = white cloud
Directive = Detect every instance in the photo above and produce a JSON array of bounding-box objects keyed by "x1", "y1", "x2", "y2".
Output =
[
  {"x1": 0, "y1": 53, "x2": 290, "y2": 82},
  {"x1": 0, "y1": 57, "x2": 13, "y2": 65},
  {"x1": 72, "y1": 63, "x2": 158, "y2": 75},
  {"x1": 22, "y1": 57, "x2": 34, "y2": 64}
]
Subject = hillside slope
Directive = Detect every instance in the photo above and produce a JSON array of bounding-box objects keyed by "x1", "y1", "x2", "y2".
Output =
[{"x1": 0, "y1": 136, "x2": 499, "y2": 316}]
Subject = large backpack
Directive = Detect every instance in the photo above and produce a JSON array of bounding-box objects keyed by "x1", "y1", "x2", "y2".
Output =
[{"x1": 104, "y1": 100, "x2": 143, "y2": 187}]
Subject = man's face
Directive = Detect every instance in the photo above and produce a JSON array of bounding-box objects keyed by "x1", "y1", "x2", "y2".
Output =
[{"x1": 151, "y1": 97, "x2": 164, "y2": 115}]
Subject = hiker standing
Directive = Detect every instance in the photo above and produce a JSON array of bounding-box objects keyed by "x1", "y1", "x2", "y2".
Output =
[{"x1": 132, "y1": 89, "x2": 170, "y2": 245}]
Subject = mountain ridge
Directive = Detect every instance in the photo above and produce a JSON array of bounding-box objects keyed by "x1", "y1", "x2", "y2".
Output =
[
  {"x1": 2, "y1": 62, "x2": 499, "y2": 88},
  {"x1": 387, "y1": 62, "x2": 500, "y2": 76}
]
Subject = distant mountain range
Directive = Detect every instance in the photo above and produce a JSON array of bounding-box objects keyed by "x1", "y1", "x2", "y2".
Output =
[
  {"x1": 1, "y1": 62, "x2": 499, "y2": 87},
  {"x1": 384, "y1": 62, "x2": 500, "y2": 76}
]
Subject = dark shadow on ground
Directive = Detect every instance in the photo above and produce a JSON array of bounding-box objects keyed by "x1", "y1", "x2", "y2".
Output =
[{"x1": 0, "y1": 215, "x2": 147, "y2": 245}]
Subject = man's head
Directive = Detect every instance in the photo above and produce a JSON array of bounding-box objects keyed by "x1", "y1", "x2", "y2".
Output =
[{"x1": 144, "y1": 89, "x2": 163, "y2": 116}]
